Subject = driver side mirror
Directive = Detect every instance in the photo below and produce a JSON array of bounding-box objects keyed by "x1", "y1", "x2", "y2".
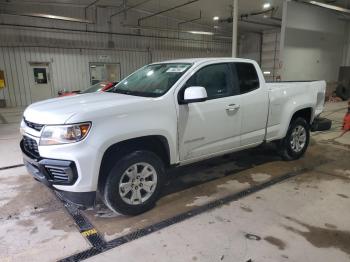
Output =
[{"x1": 182, "y1": 86, "x2": 208, "y2": 104}]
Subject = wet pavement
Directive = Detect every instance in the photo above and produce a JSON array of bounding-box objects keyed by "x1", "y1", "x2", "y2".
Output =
[
  {"x1": 0, "y1": 167, "x2": 90, "y2": 261},
  {"x1": 88, "y1": 169, "x2": 350, "y2": 262},
  {"x1": 82, "y1": 143, "x2": 333, "y2": 241}
]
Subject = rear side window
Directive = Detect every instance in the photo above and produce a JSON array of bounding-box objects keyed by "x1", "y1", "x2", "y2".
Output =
[
  {"x1": 232, "y1": 63, "x2": 260, "y2": 94},
  {"x1": 185, "y1": 63, "x2": 234, "y2": 100}
]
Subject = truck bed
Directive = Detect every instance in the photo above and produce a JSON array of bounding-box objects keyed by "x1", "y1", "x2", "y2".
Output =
[{"x1": 264, "y1": 80, "x2": 326, "y2": 141}]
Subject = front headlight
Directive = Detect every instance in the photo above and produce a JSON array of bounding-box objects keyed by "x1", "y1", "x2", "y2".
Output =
[{"x1": 40, "y1": 122, "x2": 91, "y2": 146}]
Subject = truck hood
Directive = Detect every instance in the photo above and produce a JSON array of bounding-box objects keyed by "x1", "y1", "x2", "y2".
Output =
[{"x1": 23, "y1": 92, "x2": 150, "y2": 124}]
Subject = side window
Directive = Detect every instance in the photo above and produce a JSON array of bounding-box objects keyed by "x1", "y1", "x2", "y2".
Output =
[
  {"x1": 185, "y1": 63, "x2": 234, "y2": 100},
  {"x1": 233, "y1": 62, "x2": 260, "y2": 94}
]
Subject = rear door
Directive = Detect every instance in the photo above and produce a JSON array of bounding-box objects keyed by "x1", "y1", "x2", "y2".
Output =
[
  {"x1": 230, "y1": 62, "x2": 269, "y2": 146},
  {"x1": 178, "y1": 63, "x2": 242, "y2": 161}
]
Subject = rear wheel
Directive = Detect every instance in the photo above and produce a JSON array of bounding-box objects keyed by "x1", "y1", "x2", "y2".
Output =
[
  {"x1": 278, "y1": 117, "x2": 310, "y2": 161},
  {"x1": 103, "y1": 150, "x2": 165, "y2": 215}
]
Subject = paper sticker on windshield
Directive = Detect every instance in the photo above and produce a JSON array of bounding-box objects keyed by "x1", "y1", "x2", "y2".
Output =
[{"x1": 166, "y1": 66, "x2": 189, "y2": 73}]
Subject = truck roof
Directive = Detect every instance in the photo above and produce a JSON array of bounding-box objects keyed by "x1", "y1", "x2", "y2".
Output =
[{"x1": 154, "y1": 57, "x2": 256, "y2": 65}]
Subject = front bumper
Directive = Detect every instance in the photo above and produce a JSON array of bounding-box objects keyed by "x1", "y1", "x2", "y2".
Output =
[{"x1": 21, "y1": 140, "x2": 96, "y2": 208}]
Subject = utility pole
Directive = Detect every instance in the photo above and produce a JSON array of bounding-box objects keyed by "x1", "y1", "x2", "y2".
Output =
[{"x1": 232, "y1": 0, "x2": 238, "y2": 57}]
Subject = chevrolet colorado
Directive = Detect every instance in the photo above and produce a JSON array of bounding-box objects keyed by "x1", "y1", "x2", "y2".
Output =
[{"x1": 20, "y1": 58, "x2": 330, "y2": 215}]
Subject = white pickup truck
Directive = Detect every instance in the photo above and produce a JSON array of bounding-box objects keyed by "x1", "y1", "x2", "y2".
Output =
[{"x1": 20, "y1": 58, "x2": 331, "y2": 215}]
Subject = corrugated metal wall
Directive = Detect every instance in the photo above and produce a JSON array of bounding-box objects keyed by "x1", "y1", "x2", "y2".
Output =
[
  {"x1": 0, "y1": 6, "x2": 232, "y2": 107},
  {"x1": 238, "y1": 32, "x2": 261, "y2": 65},
  {"x1": 0, "y1": 43, "x2": 230, "y2": 107},
  {"x1": 261, "y1": 30, "x2": 280, "y2": 82},
  {"x1": 0, "y1": 46, "x2": 152, "y2": 106}
]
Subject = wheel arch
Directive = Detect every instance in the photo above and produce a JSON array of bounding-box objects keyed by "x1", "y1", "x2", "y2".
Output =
[
  {"x1": 279, "y1": 106, "x2": 313, "y2": 139},
  {"x1": 290, "y1": 107, "x2": 313, "y2": 124},
  {"x1": 98, "y1": 135, "x2": 171, "y2": 191}
]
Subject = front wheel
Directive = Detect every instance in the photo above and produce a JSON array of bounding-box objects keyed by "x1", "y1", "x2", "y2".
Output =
[
  {"x1": 278, "y1": 117, "x2": 310, "y2": 161},
  {"x1": 103, "y1": 150, "x2": 165, "y2": 215}
]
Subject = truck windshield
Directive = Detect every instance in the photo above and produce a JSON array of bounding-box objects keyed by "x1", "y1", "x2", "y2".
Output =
[{"x1": 111, "y1": 63, "x2": 192, "y2": 97}]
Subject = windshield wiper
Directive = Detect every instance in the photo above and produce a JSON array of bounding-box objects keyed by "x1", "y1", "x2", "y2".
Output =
[
  {"x1": 113, "y1": 89, "x2": 133, "y2": 95},
  {"x1": 113, "y1": 88, "x2": 162, "y2": 98}
]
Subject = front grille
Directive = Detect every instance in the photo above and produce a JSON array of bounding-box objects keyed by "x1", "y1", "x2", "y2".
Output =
[
  {"x1": 24, "y1": 118, "x2": 44, "y2": 132},
  {"x1": 23, "y1": 136, "x2": 40, "y2": 158}
]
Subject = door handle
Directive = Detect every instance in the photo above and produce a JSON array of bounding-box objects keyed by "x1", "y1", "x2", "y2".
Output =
[{"x1": 226, "y1": 104, "x2": 240, "y2": 112}]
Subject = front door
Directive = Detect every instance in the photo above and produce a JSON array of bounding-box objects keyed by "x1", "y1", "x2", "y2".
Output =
[
  {"x1": 29, "y1": 63, "x2": 53, "y2": 103},
  {"x1": 178, "y1": 63, "x2": 242, "y2": 161}
]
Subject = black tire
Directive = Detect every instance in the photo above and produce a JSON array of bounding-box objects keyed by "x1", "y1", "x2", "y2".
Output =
[
  {"x1": 336, "y1": 84, "x2": 350, "y2": 101},
  {"x1": 103, "y1": 150, "x2": 165, "y2": 216},
  {"x1": 310, "y1": 117, "x2": 332, "y2": 132},
  {"x1": 278, "y1": 117, "x2": 310, "y2": 161}
]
